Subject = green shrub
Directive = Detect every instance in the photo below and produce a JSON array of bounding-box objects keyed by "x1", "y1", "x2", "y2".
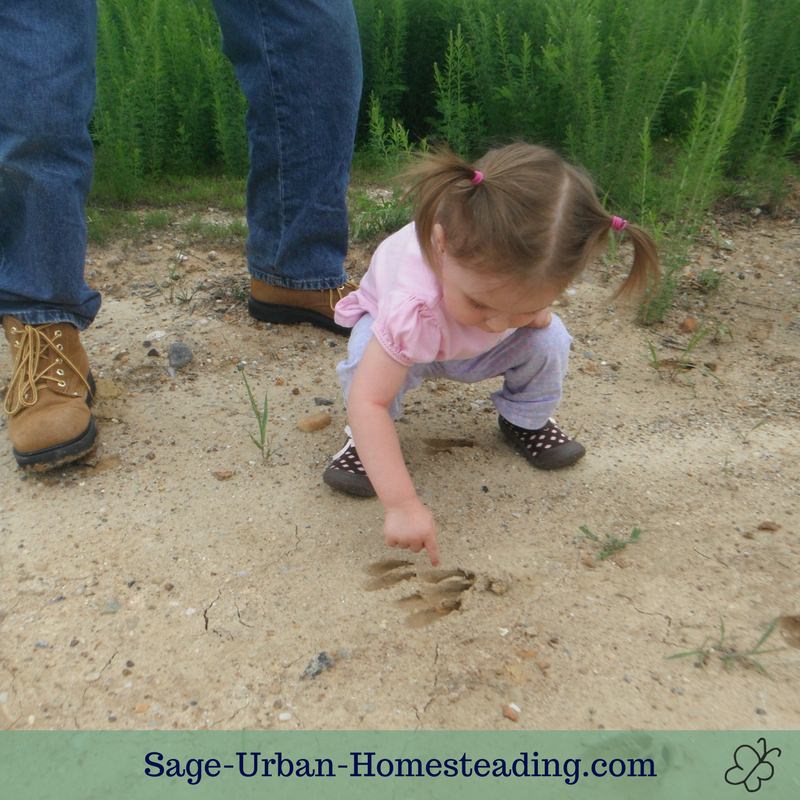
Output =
[{"x1": 91, "y1": 0, "x2": 800, "y2": 320}]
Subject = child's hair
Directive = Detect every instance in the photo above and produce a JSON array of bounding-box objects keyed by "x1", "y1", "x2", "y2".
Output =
[{"x1": 404, "y1": 142, "x2": 659, "y2": 297}]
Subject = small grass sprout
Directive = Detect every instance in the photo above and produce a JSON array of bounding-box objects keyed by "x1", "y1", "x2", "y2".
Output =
[
  {"x1": 349, "y1": 190, "x2": 411, "y2": 244},
  {"x1": 742, "y1": 418, "x2": 769, "y2": 444},
  {"x1": 676, "y1": 324, "x2": 711, "y2": 372},
  {"x1": 578, "y1": 524, "x2": 642, "y2": 561},
  {"x1": 647, "y1": 324, "x2": 712, "y2": 380},
  {"x1": 667, "y1": 618, "x2": 784, "y2": 674},
  {"x1": 697, "y1": 268, "x2": 723, "y2": 293},
  {"x1": 238, "y1": 365, "x2": 271, "y2": 461},
  {"x1": 647, "y1": 340, "x2": 661, "y2": 371}
]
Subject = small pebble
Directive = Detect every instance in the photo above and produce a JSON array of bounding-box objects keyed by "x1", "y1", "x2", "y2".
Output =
[
  {"x1": 302, "y1": 651, "x2": 335, "y2": 679},
  {"x1": 278, "y1": 712, "x2": 292, "y2": 722},
  {"x1": 168, "y1": 341, "x2": 193, "y2": 370},
  {"x1": 147, "y1": 348, "x2": 160, "y2": 358},
  {"x1": 757, "y1": 521, "x2": 780, "y2": 531},
  {"x1": 313, "y1": 397, "x2": 334, "y2": 406},
  {"x1": 297, "y1": 412, "x2": 332, "y2": 433},
  {"x1": 502, "y1": 703, "x2": 521, "y2": 722},
  {"x1": 212, "y1": 469, "x2": 234, "y2": 481},
  {"x1": 756, "y1": 707, "x2": 767, "y2": 716},
  {"x1": 35, "y1": 641, "x2": 49, "y2": 649},
  {"x1": 102, "y1": 599, "x2": 121, "y2": 615}
]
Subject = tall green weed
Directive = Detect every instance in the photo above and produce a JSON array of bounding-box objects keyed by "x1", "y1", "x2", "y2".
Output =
[
  {"x1": 93, "y1": 0, "x2": 800, "y2": 322},
  {"x1": 93, "y1": 0, "x2": 245, "y2": 200}
]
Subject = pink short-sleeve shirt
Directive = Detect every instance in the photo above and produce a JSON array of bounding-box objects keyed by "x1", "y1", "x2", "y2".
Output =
[{"x1": 334, "y1": 223, "x2": 512, "y2": 366}]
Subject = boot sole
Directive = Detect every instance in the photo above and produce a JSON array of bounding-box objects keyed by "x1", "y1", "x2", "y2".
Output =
[
  {"x1": 322, "y1": 465, "x2": 376, "y2": 497},
  {"x1": 12, "y1": 372, "x2": 98, "y2": 470},
  {"x1": 14, "y1": 417, "x2": 98, "y2": 470},
  {"x1": 248, "y1": 297, "x2": 351, "y2": 336},
  {"x1": 500, "y1": 423, "x2": 586, "y2": 470}
]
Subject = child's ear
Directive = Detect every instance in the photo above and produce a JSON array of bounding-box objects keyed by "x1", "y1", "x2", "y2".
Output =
[{"x1": 432, "y1": 223, "x2": 447, "y2": 254}]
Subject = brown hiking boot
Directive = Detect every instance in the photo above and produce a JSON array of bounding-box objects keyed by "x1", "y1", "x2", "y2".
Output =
[
  {"x1": 3, "y1": 317, "x2": 97, "y2": 469},
  {"x1": 248, "y1": 278, "x2": 358, "y2": 336}
]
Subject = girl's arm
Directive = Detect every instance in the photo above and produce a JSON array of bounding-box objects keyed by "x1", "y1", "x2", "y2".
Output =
[{"x1": 347, "y1": 337, "x2": 440, "y2": 565}]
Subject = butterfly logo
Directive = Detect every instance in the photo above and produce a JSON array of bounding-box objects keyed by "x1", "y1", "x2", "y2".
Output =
[{"x1": 724, "y1": 737, "x2": 781, "y2": 792}]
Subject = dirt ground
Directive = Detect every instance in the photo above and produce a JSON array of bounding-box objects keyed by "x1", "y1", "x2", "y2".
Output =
[{"x1": 1, "y1": 199, "x2": 798, "y2": 731}]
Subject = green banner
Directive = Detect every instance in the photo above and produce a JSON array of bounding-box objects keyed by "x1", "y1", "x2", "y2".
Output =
[{"x1": 2, "y1": 731, "x2": 797, "y2": 799}]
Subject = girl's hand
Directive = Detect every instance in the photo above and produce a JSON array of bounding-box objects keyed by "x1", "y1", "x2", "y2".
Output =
[
  {"x1": 525, "y1": 307, "x2": 552, "y2": 328},
  {"x1": 384, "y1": 499, "x2": 440, "y2": 566}
]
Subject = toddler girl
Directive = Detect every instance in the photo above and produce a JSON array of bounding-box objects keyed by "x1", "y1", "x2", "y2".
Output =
[{"x1": 323, "y1": 143, "x2": 658, "y2": 565}]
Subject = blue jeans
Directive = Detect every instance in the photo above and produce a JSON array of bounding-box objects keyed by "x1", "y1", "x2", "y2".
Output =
[{"x1": 0, "y1": 0, "x2": 362, "y2": 330}]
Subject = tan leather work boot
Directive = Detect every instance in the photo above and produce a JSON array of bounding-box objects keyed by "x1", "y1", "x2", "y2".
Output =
[
  {"x1": 3, "y1": 317, "x2": 97, "y2": 469},
  {"x1": 248, "y1": 278, "x2": 358, "y2": 336}
]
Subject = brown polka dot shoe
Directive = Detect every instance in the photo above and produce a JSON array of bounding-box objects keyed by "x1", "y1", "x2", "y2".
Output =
[
  {"x1": 322, "y1": 433, "x2": 376, "y2": 497},
  {"x1": 499, "y1": 415, "x2": 585, "y2": 470}
]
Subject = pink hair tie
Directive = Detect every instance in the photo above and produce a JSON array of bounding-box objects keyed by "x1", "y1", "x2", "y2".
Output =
[
  {"x1": 470, "y1": 170, "x2": 484, "y2": 185},
  {"x1": 611, "y1": 215, "x2": 628, "y2": 232}
]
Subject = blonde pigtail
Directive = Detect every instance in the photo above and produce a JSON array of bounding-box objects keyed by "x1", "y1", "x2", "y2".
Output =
[
  {"x1": 403, "y1": 150, "x2": 480, "y2": 269},
  {"x1": 611, "y1": 222, "x2": 660, "y2": 299}
]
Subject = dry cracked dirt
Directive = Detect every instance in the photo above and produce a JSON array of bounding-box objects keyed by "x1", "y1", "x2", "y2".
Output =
[{"x1": 1, "y1": 199, "x2": 798, "y2": 730}]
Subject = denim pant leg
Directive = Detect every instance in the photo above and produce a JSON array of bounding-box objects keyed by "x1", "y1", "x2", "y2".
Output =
[
  {"x1": 439, "y1": 315, "x2": 573, "y2": 429},
  {"x1": 212, "y1": 0, "x2": 362, "y2": 290},
  {"x1": 0, "y1": 2, "x2": 100, "y2": 329}
]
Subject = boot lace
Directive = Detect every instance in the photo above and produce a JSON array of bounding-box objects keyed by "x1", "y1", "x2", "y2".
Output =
[
  {"x1": 328, "y1": 280, "x2": 358, "y2": 311},
  {"x1": 3, "y1": 324, "x2": 91, "y2": 415}
]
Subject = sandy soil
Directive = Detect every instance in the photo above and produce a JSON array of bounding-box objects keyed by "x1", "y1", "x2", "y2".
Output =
[{"x1": 1, "y1": 200, "x2": 798, "y2": 731}]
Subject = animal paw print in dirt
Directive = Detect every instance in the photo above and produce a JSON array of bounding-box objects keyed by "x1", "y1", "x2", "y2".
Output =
[{"x1": 365, "y1": 559, "x2": 475, "y2": 628}]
